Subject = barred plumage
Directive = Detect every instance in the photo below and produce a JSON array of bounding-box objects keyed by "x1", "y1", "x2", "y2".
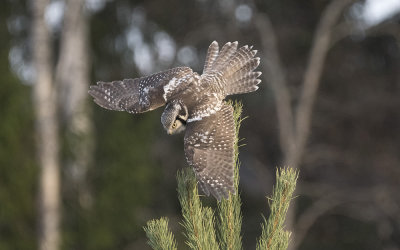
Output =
[{"x1": 88, "y1": 41, "x2": 261, "y2": 200}]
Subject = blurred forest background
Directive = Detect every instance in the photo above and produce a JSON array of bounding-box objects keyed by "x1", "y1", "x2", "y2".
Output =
[{"x1": 1, "y1": 0, "x2": 400, "y2": 249}]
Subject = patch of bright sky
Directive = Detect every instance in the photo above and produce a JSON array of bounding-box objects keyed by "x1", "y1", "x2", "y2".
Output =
[
  {"x1": 9, "y1": 46, "x2": 35, "y2": 85},
  {"x1": 44, "y1": 0, "x2": 65, "y2": 32},
  {"x1": 134, "y1": 43, "x2": 153, "y2": 75},
  {"x1": 235, "y1": 4, "x2": 252, "y2": 23},
  {"x1": 154, "y1": 32, "x2": 176, "y2": 64},
  {"x1": 125, "y1": 25, "x2": 153, "y2": 74},
  {"x1": 124, "y1": 7, "x2": 177, "y2": 74},
  {"x1": 10, "y1": 0, "x2": 400, "y2": 84},
  {"x1": 362, "y1": 0, "x2": 400, "y2": 26},
  {"x1": 86, "y1": 0, "x2": 107, "y2": 13},
  {"x1": 126, "y1": 26, "x2": 143, "y2": 51},
  {"x1": 177, "y1": 46, "x2": 198, "y2": 67}
]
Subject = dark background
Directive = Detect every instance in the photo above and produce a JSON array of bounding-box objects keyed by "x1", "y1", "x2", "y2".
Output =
[{"x1": 1, "y1": 0, "x2": 400, "y2": 249}]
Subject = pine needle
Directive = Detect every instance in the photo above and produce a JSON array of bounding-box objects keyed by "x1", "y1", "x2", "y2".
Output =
[
  {"x1": 257, "y1": 168, "x2": 299, "y2": 250},
  {"x1": 144, "y1": 217, "x2": 178, "y2": 250},
  {"x1": 177, "y1": 168, "x2": 219, "y2": 250}
]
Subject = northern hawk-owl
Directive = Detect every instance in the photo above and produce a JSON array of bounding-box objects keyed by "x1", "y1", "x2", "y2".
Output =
[{"x1": 89, "y1": 41, "x2": 261, "y2": 200}]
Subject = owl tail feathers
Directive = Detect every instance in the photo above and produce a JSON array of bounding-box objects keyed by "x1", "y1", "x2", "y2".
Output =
[{"x1": 202, "y1": 41, "x2": 262, "y2": 96}]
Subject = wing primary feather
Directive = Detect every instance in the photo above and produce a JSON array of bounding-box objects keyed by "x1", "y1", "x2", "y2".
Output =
[
  {"x1": 203, "y1": 41, "x2": 219, "y2": 74},
  {"x1": 88, "y1": 67, "x2": 193, "y2": 114}
]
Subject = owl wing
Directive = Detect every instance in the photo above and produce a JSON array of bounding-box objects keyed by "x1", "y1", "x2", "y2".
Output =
[
  {"x1": 184, "y1": 102, "x2": 235, "y2": 200},
  {"x1": 88, "y1": 67, "x2": 193, "y2": 114}
]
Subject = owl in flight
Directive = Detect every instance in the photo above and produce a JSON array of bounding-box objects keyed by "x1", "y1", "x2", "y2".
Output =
[{"x1": 89, "y1": 41, "x2": 261, "y2": 200}]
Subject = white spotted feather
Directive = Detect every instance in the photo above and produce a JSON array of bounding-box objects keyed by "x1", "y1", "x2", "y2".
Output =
[{"x1": 89, "y1": 41, "x2": 261, "y2": 200}]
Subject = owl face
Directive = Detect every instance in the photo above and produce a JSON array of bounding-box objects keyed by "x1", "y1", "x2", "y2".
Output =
[{"x1": 161, "y1": 100, "x2": 188, "y2": 135}]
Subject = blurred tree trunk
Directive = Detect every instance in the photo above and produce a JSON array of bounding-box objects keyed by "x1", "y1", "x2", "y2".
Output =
[
  {"x1": 55, "y1": 0, "x2": 93, "y2": 208},
  {"x1": 32, "y1": 0, "x2": 61, "y2": 249},
  {"x1": 255, "y1": 0, "x2": 357, "y2": 249},
  {"x1": 33, "y1": 0, "x2": 92, "y2": 249}
]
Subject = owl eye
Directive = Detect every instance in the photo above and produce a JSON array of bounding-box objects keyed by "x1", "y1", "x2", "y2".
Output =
[{"x1": 172, "y1": 122, "x2": 177, "y2": 129}]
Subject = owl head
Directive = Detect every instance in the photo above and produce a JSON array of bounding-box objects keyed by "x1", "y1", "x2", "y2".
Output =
[{"x1": 161, "y1": 100, "x2": 188, "y2": 135}]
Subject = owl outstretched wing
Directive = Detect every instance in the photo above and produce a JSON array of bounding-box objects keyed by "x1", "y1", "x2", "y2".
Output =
[
  {"x1": 88, "y1": 67, "x2": 193, "y2": 114},
  {"x1": 184, "y1": 102, "x2": 236, "y2": 200}
]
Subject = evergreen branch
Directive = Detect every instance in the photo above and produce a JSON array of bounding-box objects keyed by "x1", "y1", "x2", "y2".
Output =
[
  {"x1": 217, "y1": 101, "x2": 243, "y2": 250},
  {"x1": 276, "y1": 230, "x2": 291, "y2": 250},
  {"x1": 257, "y1": 168, "x2": 299, "y2": 250},
  {"x1": 144, "y1": 217, "x2": 178, "y2": 250},
  {"x1": 177, "y1": 168, "x2": 219, "y2": 250},
  {"x1": 145, "y1": 101, "x2": 299, "y2": 250}
]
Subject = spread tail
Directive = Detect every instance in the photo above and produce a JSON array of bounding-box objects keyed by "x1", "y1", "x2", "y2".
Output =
[{"x1": 202, "y1": 41, "x2": 261, "y2": 95}]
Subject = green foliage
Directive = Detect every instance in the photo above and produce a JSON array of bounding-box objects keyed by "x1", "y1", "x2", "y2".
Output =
[
  {"x1": 144, "y1": 218, "x2": 178, "y2": 250},
  {"x1": 65, "y1": 110, "x2": 161, "y2": 250},
  {"x1": 0, "y1": 3, "x2": 37, "y2": 250},
  {"x1": 177, "y1": 168, "x2": 219, "y2": 250},
  {"x1": 145, "y1": 102, "x2": 299, "y2": 250},
  {"x1": 256, "y1": 168, "x2": 299, "y2": 250},
  {"x1": 0, "y1": 70, "x2": 37, "y2": 250}
]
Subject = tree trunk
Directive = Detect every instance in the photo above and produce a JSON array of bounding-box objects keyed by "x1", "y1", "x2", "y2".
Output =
[
  {"x1": 255, "y1": 0, "x2": 358, "y2": 249},
  {"x1": 32, "y1": 0, "x2": 61, "y2": 249},
  {"x1": 55, "y1": 0, "x2": 93, "y2": 209}
]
